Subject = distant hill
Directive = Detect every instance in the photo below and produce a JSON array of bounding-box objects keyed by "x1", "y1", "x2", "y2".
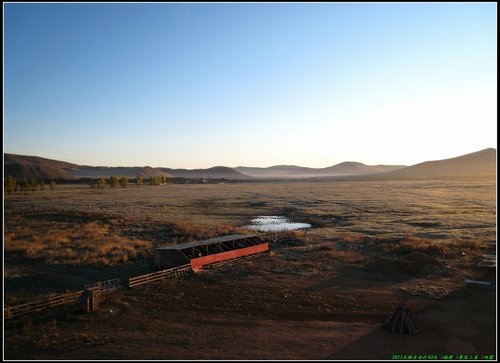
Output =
[
  {"x1": 66, "y1": 165, "x2": 171, "y2": 179},
  {"x1": 341, "y1": 148, "x2": 496, "y2": 181},
  {"x1": 235, "y1": 165, "x2": 319, "y2": 178},
  {"x1": 158, "y1": 166, "x2": 249, "y2": 179},
  {"x1": 3, "y1": 148, "x2": 495, "y2": 181},
  {"x1": 320, "y1": 162, "x2": 405, "y2": 176},
  {"x1": 3, "y1": 154, "x2": 247, "y2": 180},
  {"x1": 4, "y1": 153, "x2": 77, "y2": 180},
  {"x1": 235, "y1": 162, "x2": 405, "y2": 178}
]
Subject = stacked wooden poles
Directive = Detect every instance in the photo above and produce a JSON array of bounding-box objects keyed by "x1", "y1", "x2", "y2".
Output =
[{"x1": 382, "y1": 304, "x2": 419, "y2": 334}]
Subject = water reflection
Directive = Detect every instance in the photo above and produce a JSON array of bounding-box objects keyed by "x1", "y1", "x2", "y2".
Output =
[{"x1": 246, "y1": 216, "x2": 311, "y2": 232}]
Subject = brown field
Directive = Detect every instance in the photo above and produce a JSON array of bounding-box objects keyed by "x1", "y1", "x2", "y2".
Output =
[{"x1": 3, "y1": 179, "x2": 497, "y2": 360}]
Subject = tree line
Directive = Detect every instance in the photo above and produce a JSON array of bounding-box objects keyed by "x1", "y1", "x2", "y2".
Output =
[
  {"x1": 4, "y1": 175, "x2": 169, "y2": 194},
  {"x1": 91, "y1": 175, "x2": 168, "y2": 189},
  {"x1": 4, "y1": 176, "x2": 56, "y2": 194}
]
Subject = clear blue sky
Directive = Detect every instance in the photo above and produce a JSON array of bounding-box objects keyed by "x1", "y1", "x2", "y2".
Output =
[{"x1": 3, "y1": 2, "x2": 497, "y2": 168}]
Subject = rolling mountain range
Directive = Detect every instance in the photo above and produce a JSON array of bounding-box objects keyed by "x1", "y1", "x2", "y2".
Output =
[
  {"x1": 3, "y1": 148, "x2": 496, "y2": 181},
  {"x1": 348, "y1": 147, "x2": 497, "y2": 181}
]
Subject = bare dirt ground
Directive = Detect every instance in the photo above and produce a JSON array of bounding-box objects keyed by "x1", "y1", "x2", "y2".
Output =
[{"x1": 3, "y1": 180, "x2": 497, "y2": 360}]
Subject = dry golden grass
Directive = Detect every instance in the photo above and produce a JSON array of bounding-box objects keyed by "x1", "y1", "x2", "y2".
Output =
[
  {"x1": 380, "y1": 236, "x2": 449, "y2": 255},
  {"x1": 3, "y1": 210, "x2": 245, "y2": 266},
  {"x1": 4, "y1": 216, "x2": 152, "y2": 266},
  {"x1": 378, "y1": 235, "x2": 488, "y2": 256},
  {"x1": 314, "y1": 242, "x2": 367, "y2": 264},
  {"x1": 168, "y1": 220, "x2": 241, "y2": 243}
]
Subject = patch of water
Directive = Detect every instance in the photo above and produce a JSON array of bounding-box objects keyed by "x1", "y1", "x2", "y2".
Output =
[{"x1": 245, "y1": 216, "x2": 311, "y2": 232}]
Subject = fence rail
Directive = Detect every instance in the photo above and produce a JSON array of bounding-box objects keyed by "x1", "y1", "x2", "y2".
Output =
[
  {"x1": 84, "y1": 278, "x2": 121, "y2": 294},
  {"x1": 5, "y1": 278, "x2": 123, "y2": 320},
  {"x1": 5, "y1": 267, "x2": 192, "y2": 319},
  {"x1": 4, "y1": 290, "x2": 83, "y2": 320},
  {"x1": 128, "y1": 264, "x2": 192, "y2": 288}
]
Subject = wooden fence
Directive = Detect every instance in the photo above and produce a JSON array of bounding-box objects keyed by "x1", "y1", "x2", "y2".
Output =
[
  {"x1": 4, "y1": 278, "x2": 122, "y2": 320},
  {"x1": 5, "y1": 267, "x2": 193, "y2": 320},
  {"x1": 128, "y1": 264, "x2": 192, "y2": 288},
  {"x1": 4, "y1": 289, "x2": 83, "y2": 320},
  {"x1": 84, "y1": 278, "x2": 121, "y2": 295}
]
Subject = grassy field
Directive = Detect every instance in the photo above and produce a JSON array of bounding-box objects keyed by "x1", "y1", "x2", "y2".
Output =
[
  {"x1": 4, "y1": 179, "x2": 496, "y2": 298},
  {"x1": 4, "y1": 179, "x2": 496, "y2": 258},
  {"x1": 3, "y1": 179, "x2": 497, "y2": 359}
]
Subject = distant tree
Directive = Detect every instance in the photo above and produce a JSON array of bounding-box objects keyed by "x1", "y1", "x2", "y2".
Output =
[
  {"x1": 5, "y1": 176, "x2": 17, "y2": 195},
  {"x1": 119, "y1": 176, "x2": 129, "y2": 188},
  {"x1": 50, "y1": 180, "x2": 56, "y2": 191},
  {"x1": 30, "y1": 178, "x2": 38, "y2": 193},
  {"x1": 39, "y1": 180, "x2": 45, "y2": 191},
  {"x1": 136, "y1": 175, "x2": 143, "y2": 186},
  {"x1": 150, "y1": 176, "x2": 160, "y2": 186},
  {"x1": 160, "y1": 175, "x2": 166, "y2": 185},
  {"x1": 97, "y1": 178, "x2": 106, "y2": 189},
  {"x1": 109, "y1": 176, "x2": 118, "y2": 188},
  {"x1": 21, "y1": 178, "x2": 30, "y2": 193}
]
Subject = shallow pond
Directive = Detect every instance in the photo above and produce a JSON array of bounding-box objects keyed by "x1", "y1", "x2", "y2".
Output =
[{"x1": 245, "y1": 216, "x2": 311, "y2": 232}]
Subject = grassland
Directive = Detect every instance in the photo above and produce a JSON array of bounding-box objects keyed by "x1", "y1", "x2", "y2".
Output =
[{"x1": 3, "y1": 179, "x2": 497, "y2": 360}]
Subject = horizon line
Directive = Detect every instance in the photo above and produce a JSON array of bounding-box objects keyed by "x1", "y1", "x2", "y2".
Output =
[{"x1": 3, "y1": 147, "x2": 496, "y2": 170}]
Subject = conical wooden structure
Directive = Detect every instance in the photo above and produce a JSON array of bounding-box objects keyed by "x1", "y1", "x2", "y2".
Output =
[{"x1": 382, "y1": 304, "x2": 419, "y2": 334}]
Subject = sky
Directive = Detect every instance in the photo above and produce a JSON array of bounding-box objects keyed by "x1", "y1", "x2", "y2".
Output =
[{"x1": 3, "y1": 2, "x2": 497, "y2": 169}]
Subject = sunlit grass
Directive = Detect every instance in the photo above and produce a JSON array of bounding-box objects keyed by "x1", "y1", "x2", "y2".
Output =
[{"x1": 4, "y1": 216, "x2": 152, "y2": 265}]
